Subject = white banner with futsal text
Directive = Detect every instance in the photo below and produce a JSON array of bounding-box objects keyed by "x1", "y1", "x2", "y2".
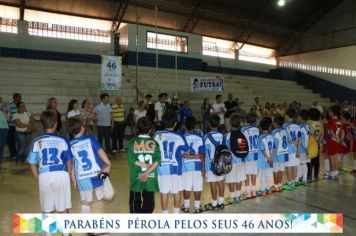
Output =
[
  {"x1": 191, "y1": 76, "x2": 224, "y2": 92},
  {"x1": 101, "y1": 55, "x2": 122, "y2": 90}
]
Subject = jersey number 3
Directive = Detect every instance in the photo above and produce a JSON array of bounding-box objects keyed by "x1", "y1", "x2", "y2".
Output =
[{"x1": 78, "y1": 150, "x2": 92, "y2": 171}]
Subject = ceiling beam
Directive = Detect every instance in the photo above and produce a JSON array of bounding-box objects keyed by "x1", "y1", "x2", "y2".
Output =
[
  {"x1": 277, "y1": 0, "x2": 344, "y2": 56},
  {"x1": 182, "y1": 0, "x2": 206, "y2": 33},
  {"x1": 112, "y1": 0, "x2": 129, "y2": 32}
]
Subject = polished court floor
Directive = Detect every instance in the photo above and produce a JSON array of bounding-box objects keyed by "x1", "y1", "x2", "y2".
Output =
[{"x1": 0, "y1": 152, "x2": 355, "y2": 236}]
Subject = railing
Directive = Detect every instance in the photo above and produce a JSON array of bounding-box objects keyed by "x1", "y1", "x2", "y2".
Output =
[
  {"x1": 0, "y1": 18, "x2": 18, "y2": 34},
  {"x1": 28, "y1": 21, "x2": 111, "y2": 43}
]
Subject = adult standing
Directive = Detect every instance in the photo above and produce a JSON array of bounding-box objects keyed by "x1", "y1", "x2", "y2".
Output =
[
  {"x1": 46, "y1": 97, "x2": 62, "y2": 133},
  {"x1": 134, "y1": 101, "x2": 147, "y2": 124},
  {"x1": 179, "y1": 100, "x2": 192, "y2": 125},
  {"x1": 80, "y1": 99, "x2": 95, "y2": 135},
  {"x1": 66, "y1": 99, "x2": 81, "y2": 119},
  {"x1": 145, "y1": 94, "x2": 155, "y2": 123},
  {"x1": 13, "y1": 102, "x2": 35, "y2": 164},
  {"x1": 7, "y1": 93, "x2": 21, "y2": 159},
  {"x1": 111, "y1": 96, "x2": 126, "y2": 152},
  {"x1": 201, "y1": 98, "x2": 210, "y2": 133},
  {"x1": 224, "y1": 93, "x2": 238, "y2": 131},
  {"x1": 312, "y1": 100, "x2": 324, "y2": 115},
  {"x1": 154, "y1": 93, "x2": 166, "y2": 130},
  {"x1": 93, "y1": 93, "x2": 112, "y2": 154},
  {"x1": 0, "y1": 96, "x2": 9, "y2": 170},
  {"x1": 210, "y1": 94, "x2": 227, "y2": 131}
]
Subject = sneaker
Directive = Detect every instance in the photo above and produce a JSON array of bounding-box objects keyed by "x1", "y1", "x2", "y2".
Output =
[
  {"x1": 271, "y1": 186, "x2": 279, "y2": 192},
  {"x1": 181, "y1": 206, "x2": 190, "y2": 213},
  {"x1": 226, "y1": 197, "x2": 235, "y2": 204},
  {"x1": 281, "y1": 184, "x2": 293, "y2": 191},
  {"x1": 241, "y1": 192, "x2": 249, "y2": 199},
  {"x1": 331, "y1": 175, "x2": 339, "y2": 180},
  {"x1": 204, "y1": 203, "x2": 218, "y2": 211},
  {"x1": 194, "y1": 207, "x2": 203, "y2": 213},
  {"x1": 265, "y1": 189, "x2": 272, "y2": 195},
  {"x1": 233, "y1": 197, "x2": 241, "y2": 203},
  {"x1": 256, "y1": 191, "x2": 263, "y2": 197},
  {"x1": 291, "y1": 183, "x2": 296, "y2": 189},
  {"x1": 295, "y1": 181, "x2": 302, "y2": 186},
  {"x1": 302, "y1": 181, "x2": 309, "y2": 186},
  {"x1": 217, "y1": 203, "x2": 224, "y2": 209},
  {"x1": 250, "y1": 191, "x2": 256, "y2": 198}
]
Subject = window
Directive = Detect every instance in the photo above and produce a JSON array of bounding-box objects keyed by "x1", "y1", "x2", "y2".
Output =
[
  {"x1": 202, "y1": 37, "x2": 235, "y2": 58},
  {"x1": 147, "y1": 31, "x2": 188, "y2": 53},
  {"x1": 25, "y1": 10, "x2": 111, "y2": 43},
  {"x1": 0, "y1": 5, "x2": 19, "y2": 33}
]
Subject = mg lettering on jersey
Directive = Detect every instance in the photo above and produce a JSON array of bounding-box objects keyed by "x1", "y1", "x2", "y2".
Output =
[{"x1": 134, "y1": 140, "x2": 156, "y2": 153}]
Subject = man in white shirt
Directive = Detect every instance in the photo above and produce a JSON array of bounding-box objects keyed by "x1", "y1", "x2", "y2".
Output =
[
  {"x1": 210, "y1": 94, "x2": 227, "y2": 131},
  {"x1": 93, "y1": 93, "x2": 112, "y2": 153},
  {"x1": 312, "y1": 100, "x2": 324, "y2": 115}
]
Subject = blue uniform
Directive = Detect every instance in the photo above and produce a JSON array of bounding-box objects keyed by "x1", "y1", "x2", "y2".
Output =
[
  {"x1": 282, "y1": 122, "x2": 301, "y2": 154},
  {"x1": 272, "y1": 128, "x2": 289, "y2": 163},
  {"x1": 204, "y1": 131, "x2": 224, "y2": 171},
  {"x1": 70, "y1": 135, "x2": 104, "y2": 191},
  {"x1": 257, "y1": 134, "x2": 274, "y2": 170},
  {"x1": 299, "y1": 124, "x2": 310, "y2": 155},
  {"x1": 183, "y1": 131, "x2": 204, "y2": 172},
  {"x1": 154, "y1": 130, "x2": 189, "y2": 176},
  {"x1": 225, "y1": 130, "x2": 245, "y2": 164},
  {"x1": 241, "y1": 125, "x2": 259, "y2": 162},
  {"x1": 27, "y1": 133, "x2": 72, "y2": 174}
]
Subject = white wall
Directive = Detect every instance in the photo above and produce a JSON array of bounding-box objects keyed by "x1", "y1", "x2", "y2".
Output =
[
  {"x1": 203, "y1": 56, "x2": 275, "y2": 72},
  {"x1": 279, "y1": 46, "x2": 356, "y2": 90}
]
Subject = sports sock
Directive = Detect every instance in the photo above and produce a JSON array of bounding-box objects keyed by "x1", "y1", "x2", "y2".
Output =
[
  {"x1": 218, "y1": 197, "x2": 224, "y2": 205},
  {"x1": 236, "y1": 191, "x2": 241, "y2": 198},
  {"x1": 81, "y1": 205, "x2": 91, "y2": 213},
  {"x1": 173, "y1": 208, "x2": 180, "y2": 214},
  {"x1": 325, "y1": 159, "x2": 330, "y2": 172},
  {"x1": 212, "y1": 200, "x2": 218, "y2": 207},
  {"x1": 342, "y1": 154, "x2": 349, "y2": 168},
  {"x1": 252, "y1": 185, "x2": 256, "y2": 192},
  {"x1": 296, "y1": 165, "x2": 302, "y2": 180},
  {"x1": 194, "y1": 200, "x2": 200, "y2": 209},
  {"x1": 245, "y1": 186, "x2": 251, "y2": 193},
  {"x1": 230, "y1": 191, "x2": 235, "y2": 199},
  {"x1": 183, "y1": 199, "x2": 190, "y2": 208},
  {"x1": 302, "y1": 164, "x2": 308, "y2": 182},
  {"x1": 162, "y1": 210, "x2": 168, "y2": 214},
  {"x1": 260, "y1": 176, "x2": 266, "y2": 192},
  {"x1": 265, "y1": 177, "x2": 271, "y2": 190}
]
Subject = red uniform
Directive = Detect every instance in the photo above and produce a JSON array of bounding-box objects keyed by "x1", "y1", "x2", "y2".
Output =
[
  {"x1": 325, "y1": 118, "x2": 343, "y2": 156},
  {"x1": 341, "y1": 122, "x2": 352, "y2": 154}
]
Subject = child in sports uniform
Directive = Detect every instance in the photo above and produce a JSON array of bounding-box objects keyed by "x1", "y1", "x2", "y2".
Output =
[
  {"x1": 181, "y1": 116, "x2": 205, "y2": 213},
  {"x1": 67, "y1": 117, "x2": 112, "y2": 214},
  {"x1": 297, "y1": 109, "x2": 310, "y2": 186},
  {"x1": 257, "y1": 117, "x2": 274, "y2": 196},
  {"x1": 241, "y1": 112, "x2": 259, "y2": 198},
  {"x1": 204, "y1": 115, "x2": 225, "y2": 210},
  {"x1": 128, "y1": 117, "x2": 160, "y2": 213},
  {"x1": 307, "y1": 108, "x2": 323, "y2": 180},
  {"x1": 282, "y1": 108, "x2": 300, "y2": 190},
  {"x1": 225, "y1": 114, "x2": 246, "y2": 203},
  {"x1": 271, "y1": 116, "x2": 289, "y2": 192},
  {"x1": 27, "y1": 110, "x2": 72, "y2": 215},
  {"x1": 325, "y1": 105, "x2": 344, "y2": 180},
  {"x1": 340, "y1": 111, "x2": 352, "y2": 171},
  {"x1": 154, "y1": 111, "x2": 189, "y2": 213}
]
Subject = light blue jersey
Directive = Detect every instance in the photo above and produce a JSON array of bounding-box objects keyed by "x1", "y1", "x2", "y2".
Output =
[
  {"x1": 282, "y1": 122, "x2": 301, "y2": 154},
  {"x1": 241, "y1": 125, "x2": 259, "y2": 162},
  {"x1": 204, "y1": 131, "x2": 224, "y2": 171},
  {"x1": 70, "y1": 135, "x2": 104, "y2": 191},
  {"x1": 27, "y1": 133, "x2": 72, "y2": 174},
  {"x1": 225, "y1": 130, "x2": 245, "y2": 164},
  {"x1": 183, "y1": 131, "x2": 205, "y2": 172},
  {"x1": 272, "y1": 128, "x2": 289, "y2": 163},
  {"x1": 299, "y1": 124, "x2": 310, "y2": 154},
  {"x1": 154, "y1": 130, "x2": 189, "y2": 176},
  {"x1": 257, "y1": 134, "x2": 274, "y2": 170}
]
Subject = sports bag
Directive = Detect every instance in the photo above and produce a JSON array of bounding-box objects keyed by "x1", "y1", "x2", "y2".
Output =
[
  {"x1": 307, "y1": 136, "x2": 319, "y2": 159},
  {"x1": 208, "y1": 133, "x2": 232, "y2": 176},
  {"x1": 229, "y1": 128, "x2": 249, "y2": 158}
]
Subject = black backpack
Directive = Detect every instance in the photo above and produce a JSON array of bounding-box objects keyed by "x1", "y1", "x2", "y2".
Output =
[
  {"x1": 208, "y1": 133, "x2": 233, "y2": 176},
  {"x1": 229, "y1": 128, "x2": 249, "y2": 158}
]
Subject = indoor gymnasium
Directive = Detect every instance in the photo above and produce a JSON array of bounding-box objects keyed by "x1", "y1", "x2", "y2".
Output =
[{"x1": 0, "y1": 0, "x2": 355, "y2": 235}]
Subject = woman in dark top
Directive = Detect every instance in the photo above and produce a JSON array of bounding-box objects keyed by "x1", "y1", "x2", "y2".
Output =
[
  {"x1": 46, "y1": 97, "x2": 62, "y2": 133},
  {"x1": 201, "y1": 98, "x2": 211, "y2": 134}
]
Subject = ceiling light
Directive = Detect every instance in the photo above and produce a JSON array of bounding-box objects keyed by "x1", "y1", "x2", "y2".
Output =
[{"x1": 278, "y1": 0, "x2": 286, "y2": 7}]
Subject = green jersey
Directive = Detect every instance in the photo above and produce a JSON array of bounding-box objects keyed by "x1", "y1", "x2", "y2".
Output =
[{"x1": 128, "y1": 135, "x2": 161, "y2": 192}]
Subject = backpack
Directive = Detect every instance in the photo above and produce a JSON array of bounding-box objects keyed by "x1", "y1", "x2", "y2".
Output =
[
  {"x1": 307, "y1": 136, "x2": 319, "y2": 159},
  {"x1": 229, "y1": 128, "x2": 249, "y2": 158},
  {"x1": 208, "y1": 133, "x2": 233, "y2": 176}
]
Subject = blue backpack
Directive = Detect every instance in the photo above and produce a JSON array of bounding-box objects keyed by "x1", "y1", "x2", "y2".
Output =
[{"x1": 208, "y1": 133, "x2": 233, "y2": 176}]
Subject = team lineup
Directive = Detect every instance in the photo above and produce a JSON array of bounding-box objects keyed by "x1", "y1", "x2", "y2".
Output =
[{"x1": 25, "y1": 100, "x2": 354, "y2": 217}]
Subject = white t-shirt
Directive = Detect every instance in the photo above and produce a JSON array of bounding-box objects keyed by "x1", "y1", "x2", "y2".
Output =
[
  {"x1": 13, "y1": 112, "x2": 31, "y2": 132},
  {"x1": 67, "y1": 110, "x2": 81, "y2": 119},
  {"x1": 154, "y1": 102, "x2": 166, "y2": 121},
  {"x1": 210, "y1": 103, "x2": 226, "y2": 124},
  {"x1": 312, "y1": 105, "x2": 323, "y2": 114},
  {"x1": 134, "y1": 109, "x2": 147, "y2": 123}
]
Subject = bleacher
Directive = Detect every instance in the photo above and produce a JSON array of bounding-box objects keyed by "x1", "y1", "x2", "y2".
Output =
[{"x1": 0, "y1": 57, "x2": 332, "y2": 120}]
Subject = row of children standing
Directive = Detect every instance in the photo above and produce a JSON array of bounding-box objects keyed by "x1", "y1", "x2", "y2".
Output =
[{"x1": 129, "y1": 105, "x2": 355, "y2": 213}]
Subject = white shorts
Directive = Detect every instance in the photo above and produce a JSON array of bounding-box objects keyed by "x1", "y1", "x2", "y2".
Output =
[
  {"x1": 299, "y1": 153, "x2": 310, "y2": 164},
  {"x1": 182, "y1": 171, "x2": 203, "y2": 192},
  {"x1": 80, "y1": 185, "x2": 105, "y2": 202},
  {"x1": 273, "y1": 162, "x2": 285, "y2": 172},
  {"x1": 205, "y1": 170, "x2": 225, "y2": 183},
  {"x1": 258, "y1": 168, "x2": 273, "y2": 178},
  {"x1": 286, "y1": 153, "x2": 299, "y2": 167},
  {"x1": 158, "y1": 175, "x2": 182, "y2": 194},
  {"x1": 245, "y1": 161, "x2": 258, "y2": 175},
  {"x1": 225, "y1": 163, "x2": 246, "y2": 183},
  {"x1": 39, "y1": 171, "x2": 71, "y2": 213}
]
